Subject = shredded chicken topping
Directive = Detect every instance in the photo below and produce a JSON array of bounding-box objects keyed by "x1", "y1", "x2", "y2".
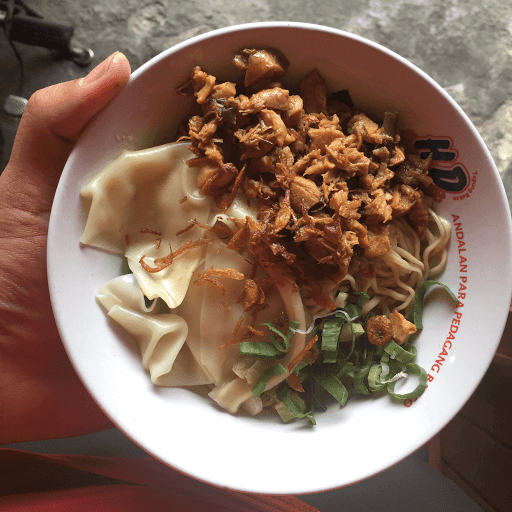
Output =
[{"x1": 176, "y1": 48, "x2": 435, "y2": 308}]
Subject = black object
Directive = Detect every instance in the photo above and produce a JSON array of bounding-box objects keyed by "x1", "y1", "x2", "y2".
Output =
[
  {"x1": 0, "y1": 0, "x2": 93, "y2": 66},
  {"x1": 1, "y1": 0, "x2": 95, "y2": 116}
]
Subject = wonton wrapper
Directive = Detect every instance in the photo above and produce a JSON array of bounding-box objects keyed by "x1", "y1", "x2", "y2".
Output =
[
  {"x1": 81, "y1": 143, "x2": 214, "y2": 309},
  {"x1": 97, "y1": 274, "x2": 211, "y2": 386}
]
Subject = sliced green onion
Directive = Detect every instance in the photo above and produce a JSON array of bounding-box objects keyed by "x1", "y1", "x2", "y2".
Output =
[
  {"x1": 413, "y1": 280, "x2": 457, "y2": 329},
  {"x1": 354, "y1": 369, "x2": 371, "y2": 395},
  {"x1": 379, "y1": 351, "x2": 389, "y2": 363},
  {"x1": 386, "y1": 363, "x2": 428, "y2": 403},
  {"x1": 381, "y1": 368, "x2": 408, "y2": 384},
  {"x1": 354, "y1": 291, "x2": 370, "y2": 309},
  {"x1": 374, "y1": 345, "x2": 385, "y2": 357},
  {"x1": 258, "y1": 319, "x2": 300, "y2": 353},
  {"x1": 384, "y1": 340, "x2": 417, "y2": 364},
  {"x1": 252, "y1": 363, "x2": 287, "y2": 397},
  {"x1": 337, "y1": 361, "x2": 356, "y2": 382},
  {"x1": 339, "y1": 322, "x2": 364, "y2": 342},
  {"x1": 238, "y1": 341, "x2": 284, "y2": 360},
  {"x1": 276, "y1": 386, "x2": 316, "y2": 425},
  {"x1": 321, "y1": 316, "x2": 345, "y2": 363},
  {"x1": 314, "y1": 373, "x2": 349, "y2": 406},
  {"x1": 344, "y1": 326, "x2": 358, "y2": 362},
  {"x1": 354, "y1": 351, "x2": 374, "y2": 396},
  {"x1": 368, "y1": 363, "x2": 389, "y2": 391},
  {"x1": 262, "y1": 319, "x2": 300, "y2": 343},
  {"x1": 342, "y1": 303, "x2": 360, "y2": 320},
  {"x1": 275, "y1": 400, "x2": 296, "y2": 423},
  {"x1": 240, "y1": 320, "x2": 301, "y2": 360},
  {"x1": 270, "y1": 283, "x2": 453, "y2": 424}
]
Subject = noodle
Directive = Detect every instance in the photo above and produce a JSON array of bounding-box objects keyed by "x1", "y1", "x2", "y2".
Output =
[{"x1": 335, "y1": 209, "x2": 450, "y2": 318}]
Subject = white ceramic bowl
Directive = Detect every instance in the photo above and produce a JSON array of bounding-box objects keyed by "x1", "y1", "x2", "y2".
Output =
[{"x1": 48, "y1": 22, "x2": 512, "y2": 494}]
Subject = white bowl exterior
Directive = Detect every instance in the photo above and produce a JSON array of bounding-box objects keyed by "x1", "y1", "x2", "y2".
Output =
[{"x1": 48, "y1": 22, "x2": 512, "y2": 494}]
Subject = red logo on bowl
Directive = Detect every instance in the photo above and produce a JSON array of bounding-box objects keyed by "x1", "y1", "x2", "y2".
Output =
[{"x1": 414, "y1": 136, "x2": 476, "y2": 201}]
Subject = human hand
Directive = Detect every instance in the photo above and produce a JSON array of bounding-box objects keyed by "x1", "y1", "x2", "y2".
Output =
[{"x1": 0, "y1": 52, "x2": 131, "y2": 445}]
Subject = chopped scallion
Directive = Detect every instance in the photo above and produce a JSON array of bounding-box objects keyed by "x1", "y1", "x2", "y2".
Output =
[
  {"x1": 277, "y1": 386, "x2": 316, "y2": 425},
  {"x1": 314, "y1": 373, "x2": 349, "y2": 406},
  {"x1": 384, "y1": 340, "x2": 417, "y2": 364},
  {"x1": 252, "y1": 363, "x2": 287, "y2": 397},
  {"x1": 238, "y1": 341, "x2": 284, "y2": 360},
  {"x1": 413, "y1": 280, "x2": 458, "y2": 329},
  {"x1": 386, "y1": 363, "x2": 428, "y2": 403},
  {"x1": 239, "y1": 320, "x2": 301, "y2": 360},
  {"x1": 321, "y1": 316, "x2": 345, "y2": 362},
  {"x1": 270, "y1": 281, "x2": 455, "y2": 424}
]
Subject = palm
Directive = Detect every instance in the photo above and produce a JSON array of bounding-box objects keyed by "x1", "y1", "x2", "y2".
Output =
[{"x1": 0, "y1": 168, "x2": 113, "y2": 445}]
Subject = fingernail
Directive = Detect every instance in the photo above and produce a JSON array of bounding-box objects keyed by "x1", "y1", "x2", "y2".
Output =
[{"x1": 80, "y1": 51, "x2": 127, "y2": 86}]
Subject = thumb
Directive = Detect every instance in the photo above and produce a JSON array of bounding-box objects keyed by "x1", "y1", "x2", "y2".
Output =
[{"x1": 2, "y1": 51, "x2": 131, "y2": 212}]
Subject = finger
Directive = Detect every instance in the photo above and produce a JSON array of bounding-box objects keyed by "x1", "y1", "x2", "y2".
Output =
[{"x1": 3, "y1": 51, "x2": 131, "y2": 196}]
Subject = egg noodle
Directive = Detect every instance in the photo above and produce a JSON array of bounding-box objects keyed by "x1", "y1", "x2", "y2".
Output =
[{"x1": 333, "y1": 210, "x2": 451, "y2": 317}]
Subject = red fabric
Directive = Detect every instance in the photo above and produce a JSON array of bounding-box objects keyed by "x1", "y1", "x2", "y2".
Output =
[{"x1": 0, "y1": 449, "x2": 319, "y2": 511}]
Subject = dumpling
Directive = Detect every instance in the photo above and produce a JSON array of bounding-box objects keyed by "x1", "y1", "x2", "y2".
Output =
[
  {"x1": 97, "y1": 274, "x2": 211, "y2": 387},
  {"x1": 81, "y1": 142, "x2": 214, "y2": 309}
]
